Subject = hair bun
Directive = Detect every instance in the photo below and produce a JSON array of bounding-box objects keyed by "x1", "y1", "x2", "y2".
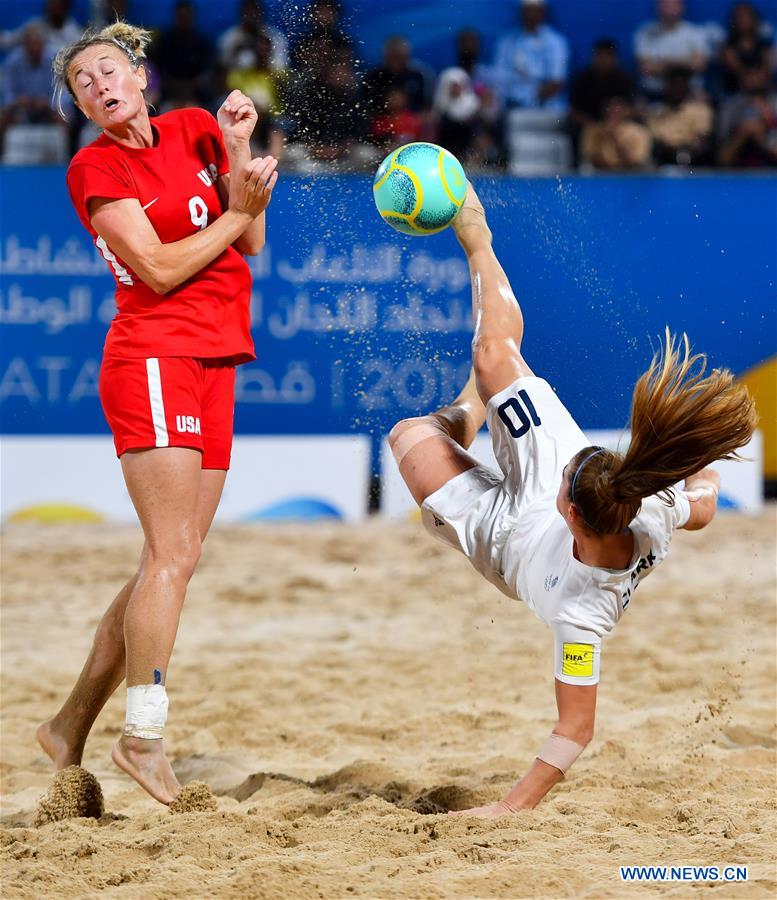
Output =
[{"x1": 98, "y1": 22, "x2": 151, "y2": 59}]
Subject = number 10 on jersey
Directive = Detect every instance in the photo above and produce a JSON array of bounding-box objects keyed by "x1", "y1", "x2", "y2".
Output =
[{"x1": 497, "y1": 390, "x2": 542, "y2": 438}]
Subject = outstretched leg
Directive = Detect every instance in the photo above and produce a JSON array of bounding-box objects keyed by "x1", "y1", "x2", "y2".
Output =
[
  {"x1": 389, "y1": 369, "x2": 486, "y2": 505},
  {"x1": 452, "y1": 184, "x2": 533, "y2": 403},
  {"x1": 390, "y1": 183, "x2": 532, "y2": 505}
]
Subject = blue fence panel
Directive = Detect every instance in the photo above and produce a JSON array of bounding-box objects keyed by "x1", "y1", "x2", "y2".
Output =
[{"x1": 1, "y1": 170, "x2": 775, "y2": 446}]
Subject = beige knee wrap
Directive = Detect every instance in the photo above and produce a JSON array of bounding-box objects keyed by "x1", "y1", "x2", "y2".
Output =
[
  {"x1": 536, "y1": 732, "x2": 585, "y2": 774},
  {"x1": 391, "y1": 419, "x2": 448, "y2": 466}
]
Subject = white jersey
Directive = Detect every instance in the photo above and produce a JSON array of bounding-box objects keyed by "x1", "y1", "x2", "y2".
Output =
[{"x1": 421, "y1": 377, "x2": 691, "y2": 686}]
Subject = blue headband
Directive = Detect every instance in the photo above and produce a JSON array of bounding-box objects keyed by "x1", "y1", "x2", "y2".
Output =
[{"x1": 570, "y1": 447, "x2": 606, "y2": 527}]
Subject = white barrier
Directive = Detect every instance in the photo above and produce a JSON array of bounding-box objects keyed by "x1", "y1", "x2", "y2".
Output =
[
  {"x1": 0, "y1": 428, "x2": 762, "y2": 525},
  {"x1": 380, "y1": 430, "x2": 764, "y2": 520},
  {"x1": 0, "y1": 435, "x2": 371, "y2": 523}
]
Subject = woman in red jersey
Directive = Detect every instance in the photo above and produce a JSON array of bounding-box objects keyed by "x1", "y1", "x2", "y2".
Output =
[{"x1": 36, "y1": 22, "x2": 276, "y2": 804}]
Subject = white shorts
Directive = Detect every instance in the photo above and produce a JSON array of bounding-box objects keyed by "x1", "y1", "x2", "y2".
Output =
[{"x1": 421, "y1": 377, "x2": 588, "y2": 593}]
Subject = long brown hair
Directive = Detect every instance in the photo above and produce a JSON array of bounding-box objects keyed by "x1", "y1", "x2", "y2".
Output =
[{"x1": 569, "y1": 330, "x2": 758, "y2": 534}]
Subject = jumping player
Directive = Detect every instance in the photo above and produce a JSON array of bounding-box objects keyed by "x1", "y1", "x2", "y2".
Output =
[
  {"x1": 389, "y1": 185, "x2": 757, "y2": 816},
  {"x1": 37, "y1": 23, "x2": 277, "y2": 804}
]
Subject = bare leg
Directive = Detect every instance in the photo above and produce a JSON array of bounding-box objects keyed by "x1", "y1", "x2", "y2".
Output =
[
  {"x1": 37, "y1": 464, "x2": 227, "y2": 781},
  {"x1": 452, "y1": 184, "x2": 533, "y2": 403},
  {"x1": 107, "y1": 447, "x2": 204, "y2": 804},
  {"x1": 389, "y1": 368, "x2": 487, "y2": 505},
  {"x1": 390, "y1": 184, "x2": 533, "y2": 505},
  {"x1": 37, "y1": 573, "x2": 137, "y2": 769}
]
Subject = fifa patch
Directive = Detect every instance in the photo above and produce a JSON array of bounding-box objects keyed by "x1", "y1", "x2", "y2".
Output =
[{"x1": 562, "y1": 643, "x2": 595, "y2": 678}]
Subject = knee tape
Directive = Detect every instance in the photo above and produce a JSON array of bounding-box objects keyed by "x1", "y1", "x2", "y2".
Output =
[
  {"x1": 125, "y1": 684, "x2": 168, "y2": 739},
  {"x1": 391, "y1": 419, "x2": 448, "y2": 467}
]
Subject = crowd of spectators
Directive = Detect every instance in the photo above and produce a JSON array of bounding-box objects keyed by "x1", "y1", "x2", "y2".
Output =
[
  {"x1": 569, "y1": 0, "x2": 777, "y2": 170},
  {"x1": 1, "y1": 0, "x2": 775, "y2": 171}
]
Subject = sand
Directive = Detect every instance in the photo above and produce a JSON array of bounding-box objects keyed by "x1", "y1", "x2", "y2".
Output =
[{"x1": 1, "y1": 512, "x2": 775, "y2": 898}]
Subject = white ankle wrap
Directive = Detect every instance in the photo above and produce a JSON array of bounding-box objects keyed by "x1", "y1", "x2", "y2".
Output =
[{"x1": 125, "y1": 684, "x2": 168, "y2": 739}]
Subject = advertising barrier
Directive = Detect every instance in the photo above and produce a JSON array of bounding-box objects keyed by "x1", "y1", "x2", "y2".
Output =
[
  {"x1": 1, "y1": 169, "x2": 775, "y2": 519},
  {"x1": 380, "y1": 431, "x2": 764, "y2": 521},
  {"x1": 1, "y1": 435, "x2": 371, "y2": 523}
]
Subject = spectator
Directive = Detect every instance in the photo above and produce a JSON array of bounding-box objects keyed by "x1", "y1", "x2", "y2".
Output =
[
  {"x1": 0, "y1": 24, "x2": 62, "y2": 153},
  {"x1": 647, "y1": 66, "x2": 713, "y2": 165},
  {"x1": 469, "y1": 89, "x2": 508, "y2": 168},
  {"x1": 490, "y1": 0, "x2": 569, "y2": 110},
  {"x1": 455, "y1": 28, "x2": 491, "y2": 90},
  {"x1": 290, "y1": 0, "x2": 353, "y2": 72},
  {"x1": 1, "y1": 24, "x2": 58, "y2": 123},
  {"x1": 433, "y1": 67, "x2": 482, "y2": 160},
  {"x1": 285, "y1": 47, "x2": 377, "y2": 170},
  {"x1": 452, "y1": 29, "x2": 506, "y2": 168},
  {"x1": 227, "y1": 31, "x2": 285, "y2": 159},
  {"x1": 717, "y1": 63, "x2": 777, "y2": 166},
  {"x1": 363, "y1": 36, "x2": 433, "y2": 116},
  {"x1": 721, "y1": 2, "x2": 775, "y2": 94},
  {"x1": 1, "y1": 0, "x2": 82, "y2": 54},
  {"x1": 581, "y1": 97, "x2": 652, "y2": 171},
  {"x1": 570, "y1": 40, "x2": 636, "y2": 128},
  {"x1": 219, "y1": 0, "x2": 288, "y2": 71},
  {"x1": 154, "y1": 1, "x2": 214, "y2": 109},
  {"x1": 569, "y1": 39, "x2": 637, "y2": 164},
  {"x1": 634, "y1": 0, "x2": 708, "y2": 101},
  {"x1": 370, "y1": 86, "x2": 423, "y2": 151}
]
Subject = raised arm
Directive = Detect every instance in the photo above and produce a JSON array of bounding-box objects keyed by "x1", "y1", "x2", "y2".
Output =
[
  {"x1": 456, "y1": 680, "x2": 597, "y2": 817},
  {"x1": 681, "y1": 466, "x2": 720, "y2": 531},
  {"x1": 216, "y1": 90, "x2": 270, "y2": 256},
  {"x1": 89, "y1": 156, "x2": 277, "y2": 295}
]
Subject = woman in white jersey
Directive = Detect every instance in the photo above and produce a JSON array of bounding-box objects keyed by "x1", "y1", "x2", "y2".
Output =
[{"x1": 389, "y1": 185, "x2": 757, "y2": 817}]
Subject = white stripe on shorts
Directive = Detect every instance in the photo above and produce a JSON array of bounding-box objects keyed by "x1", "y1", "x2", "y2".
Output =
[{"x1": 145, "y1": 358, "x2": 169, "y2": 448}]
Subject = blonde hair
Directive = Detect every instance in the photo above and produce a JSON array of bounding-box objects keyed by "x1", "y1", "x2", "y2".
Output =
[
  {"x1": 52, "y1": 22, "x2": 152, "y2": 117},
  {"x1": 569, "y1": 330, "x2": 758, "y2": 534}
]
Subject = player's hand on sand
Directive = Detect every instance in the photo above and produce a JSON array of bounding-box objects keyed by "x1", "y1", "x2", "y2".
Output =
[
  {"x1": 449, "y1": 800, "x2": 519, "y2": 818},
  {"x1": 233, "y1": 156, "x2": 278, "y2": 218},
  {"x1": 218, "y1": 90, "x2": 258, "y2": 146}
]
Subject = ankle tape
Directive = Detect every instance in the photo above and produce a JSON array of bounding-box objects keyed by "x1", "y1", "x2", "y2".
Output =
[{"x1": 125, "y1": 684, "x2": 168, "y2": 739}]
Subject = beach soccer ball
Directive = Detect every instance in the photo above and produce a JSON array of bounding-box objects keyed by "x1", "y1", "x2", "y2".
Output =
[{"x1": 373, "y1": 142, "x2": 467, "y2": 236}]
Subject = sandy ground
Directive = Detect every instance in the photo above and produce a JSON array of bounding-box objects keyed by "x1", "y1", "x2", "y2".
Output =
[{"x1": 1, "y1": 512, "x2": 775, "y2": 899}]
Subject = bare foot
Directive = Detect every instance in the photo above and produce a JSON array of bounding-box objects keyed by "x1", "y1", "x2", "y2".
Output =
[
  {"x1": 37, "y1": 719, "x2": 85, "y2": 770},
  {"x1": 448, "y1": 800, "x2": 520, "y2": 818},
  {"x1": 452, "y1": 182, "x2": 492, "y2": 254},
  {"x1": 112, "y1": 736, "x2": 181, "y2": 805}
]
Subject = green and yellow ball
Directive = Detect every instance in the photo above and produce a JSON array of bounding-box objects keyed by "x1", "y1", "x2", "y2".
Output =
[{"x1": 373, "y1": 142, "x2": 467, "y2": 236}]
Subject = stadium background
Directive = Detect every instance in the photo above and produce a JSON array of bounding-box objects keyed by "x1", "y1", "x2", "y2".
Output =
[
  {"x1": 1, "y1": 0, "x2": 775, "y2": 521},
  {"x1": 0, "y1": 0, "x2": 759, "y2": 69},
  {"x1": 1, "y1": 5, "x2": 776, "y2": 898}
]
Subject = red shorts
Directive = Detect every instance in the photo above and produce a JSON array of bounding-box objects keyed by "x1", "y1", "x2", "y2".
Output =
[{"x1": 99, "y1": 355, "x2": 236, "y2": 469}]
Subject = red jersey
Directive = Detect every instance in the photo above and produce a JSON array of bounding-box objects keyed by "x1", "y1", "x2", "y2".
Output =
[{"x1": 67, "y1": 108, "x2": 255, "y2": 362}]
